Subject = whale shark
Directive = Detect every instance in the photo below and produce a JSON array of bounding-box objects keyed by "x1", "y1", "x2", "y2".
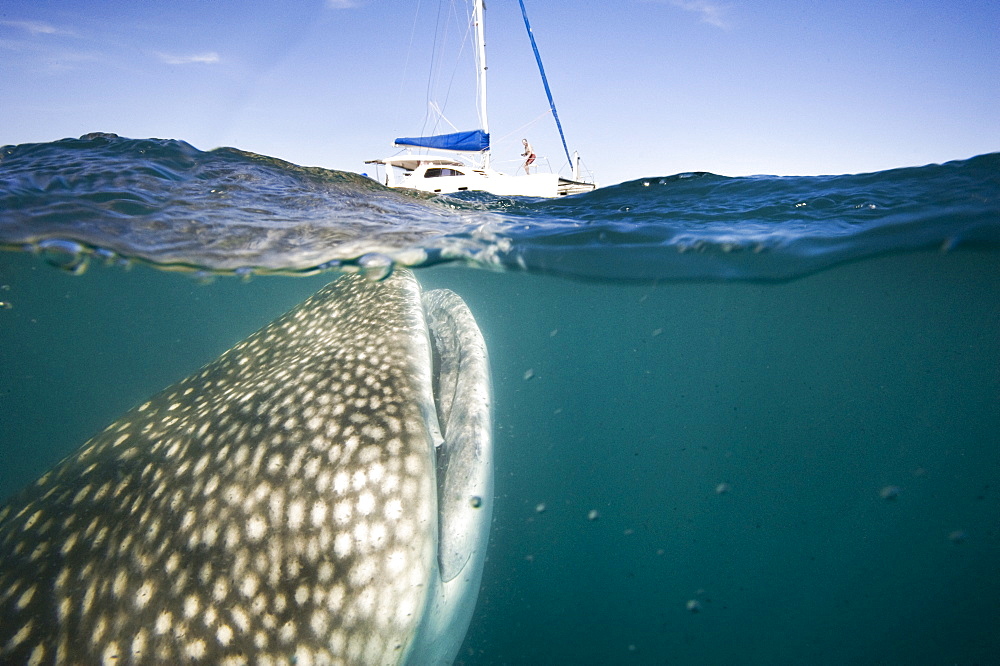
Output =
[{"x1": 0, "y1": 269, "x2": 492, "y2": 665}]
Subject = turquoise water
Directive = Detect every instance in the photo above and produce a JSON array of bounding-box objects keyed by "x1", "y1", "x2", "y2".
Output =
[{"x1": 1, "y1": 135, "x2": 999, "y2": 664}]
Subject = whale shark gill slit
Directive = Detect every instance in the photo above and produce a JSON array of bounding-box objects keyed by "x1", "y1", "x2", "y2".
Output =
[{"x1": 0, "y1": 269, "x2": 493, "y2": 666}]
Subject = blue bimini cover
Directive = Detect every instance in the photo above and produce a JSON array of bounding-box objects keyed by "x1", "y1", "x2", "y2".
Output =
[{"x1": 394, "y1": 129, "x2": 490, "y2": 152}]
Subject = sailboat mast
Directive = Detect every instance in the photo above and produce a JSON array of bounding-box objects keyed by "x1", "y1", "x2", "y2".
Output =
[{"x1": 473, "y1": 0, "x2": 490, "y2": 169}]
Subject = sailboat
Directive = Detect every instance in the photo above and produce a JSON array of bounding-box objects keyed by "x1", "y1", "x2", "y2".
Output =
[{"x1": 366, "y1": 0, "x2": 596, "y2": 198}]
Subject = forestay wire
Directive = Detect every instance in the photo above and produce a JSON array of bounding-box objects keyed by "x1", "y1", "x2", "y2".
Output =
[{"x1": 517, "y1": 0, "x2": 573, "y2": 166}]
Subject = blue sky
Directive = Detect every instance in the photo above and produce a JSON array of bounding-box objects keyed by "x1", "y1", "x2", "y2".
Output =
[{"x1": 1, "y1": 0, "x2": 997, "y2": 184}]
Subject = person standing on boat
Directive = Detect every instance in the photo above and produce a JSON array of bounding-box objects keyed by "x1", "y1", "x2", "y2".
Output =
[{"x1": 521, "y1": 139, "x2": 536, "y2": 174}]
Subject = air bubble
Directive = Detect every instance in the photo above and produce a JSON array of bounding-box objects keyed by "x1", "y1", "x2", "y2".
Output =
[
  {"x1": 879, "y1": 485, "x2": 901, "y2": 501},
  {"x1": 38, "y1": 239, "x2": 89, "y2": 274},
  {"x1": 234, "y1": 267, "x2": 253, "y2": 281},
  {"x1": 686, "y1": 599, "x2": 702, "y2": 613},
  {"x1": 469, "y1": 496, "x2": 482, "y2": 509},
  {"x1": 191, "y1": 270, "x2": 217, "y2": 285},
  {"x1": 318, "y1": 259, "x2": 343, "y2": 272},
  {"x1": 587, "y1": 509, "x2": 599, "y2": 521},
  {"x1": 357, "y1": 253, "x2": 394, "y2": 281},
  {"x1": 715, "y1": 482, "x2": 731, "y2": 495},
  {"x1": 92, "y1": 247, "x2": 117, "y2": 266}
]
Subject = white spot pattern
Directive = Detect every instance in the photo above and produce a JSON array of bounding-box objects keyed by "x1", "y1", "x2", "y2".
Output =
[{"x1": 0, "y1": 272, "x2": 450, "y2": 665}]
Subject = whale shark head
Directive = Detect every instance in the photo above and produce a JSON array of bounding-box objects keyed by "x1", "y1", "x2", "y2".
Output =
[{"x1": 0, "y1": 269, "x2": 492, "y2": 665}]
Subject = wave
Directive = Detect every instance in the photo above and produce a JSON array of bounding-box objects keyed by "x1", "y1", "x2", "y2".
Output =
[{"x1": 2, "y1": 133, "x2": 998, "y2": 281}]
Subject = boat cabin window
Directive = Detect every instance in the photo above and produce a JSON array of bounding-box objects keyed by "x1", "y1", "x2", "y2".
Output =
[{"x1": 424, "y1": 168, "x2": 464, "y2": 178}]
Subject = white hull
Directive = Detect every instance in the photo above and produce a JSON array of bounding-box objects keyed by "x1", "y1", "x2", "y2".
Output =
[{"x1": 366, "y1": 154, "x2": 593, "y2": 198}]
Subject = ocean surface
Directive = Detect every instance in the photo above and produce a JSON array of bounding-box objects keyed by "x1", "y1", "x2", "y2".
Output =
[{"x1": 1, "y1": 134, "x2": 999, "y2": 664}]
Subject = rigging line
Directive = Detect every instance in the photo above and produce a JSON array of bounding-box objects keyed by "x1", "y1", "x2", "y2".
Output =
[
  {"x1": 428, "y1": 101, "x2": 460, "y2": 132},
  {"x1": 421, "y1": 0, "x2": 447, "y2": 138},
  {"x1": 428, "y1": 0, "x2": 463, "y2": 137},
  {"x1": 395, "y1": 0, "x2": 424, "y2": 136},
  {"x1": 434, "y1": 0, "x2": 475, "y2": 137},
  {"x1": 429, "y1": 0, "x2": 454, "y2": 137},
  {"x1": 517, "y1": 0, "x2": 573, "y2": 166},
  {"x1": 494, "y1": 109, "x2": 553, "y2": 144}
]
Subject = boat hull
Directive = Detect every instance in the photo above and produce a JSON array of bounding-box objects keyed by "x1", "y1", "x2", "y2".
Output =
[{"x1": 366, "y1": 155, "x2": 594, "y2": 198}]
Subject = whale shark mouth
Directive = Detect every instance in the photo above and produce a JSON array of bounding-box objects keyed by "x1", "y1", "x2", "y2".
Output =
[
  {"x1": 0, "y1": 270, "x2": 493, "y2": 666},
  {"x1": 425, "y1": 287, "x2": 493, "y2": 583},
  {"x1": 404, "y1": 286, "x2": 493, "y2": 665}
]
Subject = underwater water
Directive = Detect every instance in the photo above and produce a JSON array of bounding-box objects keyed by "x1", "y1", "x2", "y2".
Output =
[{"x1": 1, "y1": 135, "x2": 999, "y2": 664}]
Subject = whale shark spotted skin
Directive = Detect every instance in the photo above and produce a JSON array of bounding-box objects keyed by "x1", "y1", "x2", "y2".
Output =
[{"x1": 0, "y1": 270, "x2": 492, "y2": 665}]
